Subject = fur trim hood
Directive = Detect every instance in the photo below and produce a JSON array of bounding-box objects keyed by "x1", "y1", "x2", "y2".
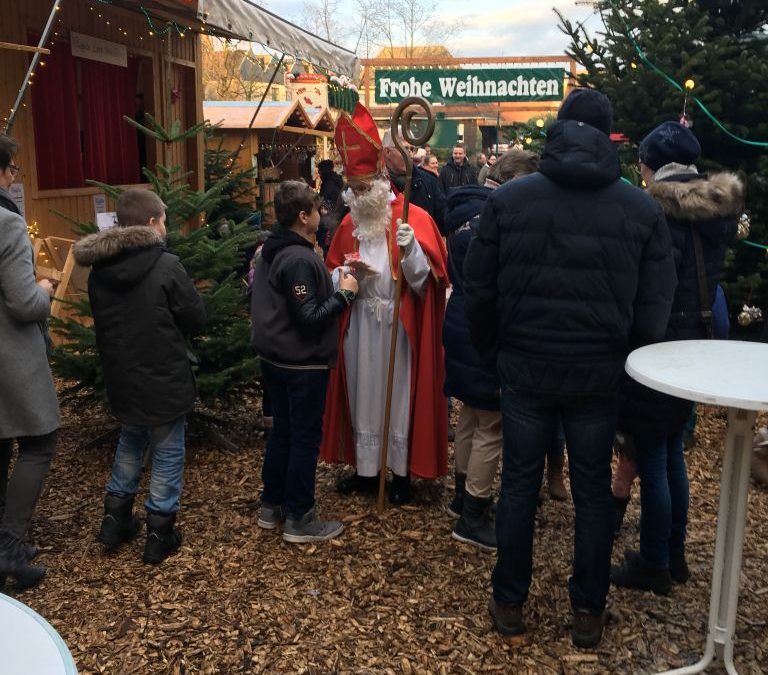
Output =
[
  {"x1": 73, "y1": 226, "x2": 163, "y2": 266},
  {"x1": 647, "y1": 171, "x2": 744, "y2": 222}
]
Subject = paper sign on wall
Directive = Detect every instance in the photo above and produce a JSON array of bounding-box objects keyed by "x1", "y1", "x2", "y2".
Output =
[
  {"x1": 9, "y1": 183, "x2": 24, "y2": 217},
  {"x1": 71, "y1": 31, "x2": 127, "y2": 68},
  {"x1": 93, "y1": 193, "x2": 107, "y2": 216},
  {"x1": 96, "y1": 212, "x2": 117, "y2": 231}
]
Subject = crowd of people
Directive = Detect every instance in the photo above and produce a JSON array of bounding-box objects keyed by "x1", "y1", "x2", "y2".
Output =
[{"x1": 0, "y1": 87, "x2": 749, "y2": 650}]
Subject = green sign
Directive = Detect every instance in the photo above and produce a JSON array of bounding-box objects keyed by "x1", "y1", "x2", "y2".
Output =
[{"x1": 374, "y1": 68, "x2": 565, "y2": 104}]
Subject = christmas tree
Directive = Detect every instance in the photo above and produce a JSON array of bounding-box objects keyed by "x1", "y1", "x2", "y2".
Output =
[
  {"x1": 51, "y1": 114, "x2": 261, "y2": 409},
  {"x1": 557, "y1": 0, "x2": 768, "y2": 334}
]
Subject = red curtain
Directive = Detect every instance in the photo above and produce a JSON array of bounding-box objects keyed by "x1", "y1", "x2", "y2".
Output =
[
  {"x1": 30, "y1": 40, "x2": 85, "y2": 190},
  {"x1": 81, "y1": 57, "x2": 140, "y2": 185}
]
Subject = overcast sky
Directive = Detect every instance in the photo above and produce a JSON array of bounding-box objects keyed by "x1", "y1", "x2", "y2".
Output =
[{"x1": 265, "y1": 0, "x2": 600, "y2": 58}]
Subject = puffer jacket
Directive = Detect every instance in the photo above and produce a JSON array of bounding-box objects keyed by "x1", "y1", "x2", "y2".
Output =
[
  {"x1": 618, "y1": 168, "x2": 743, "y2": 438},
  {"x1": 73, "y1": 226, "x2": 206, "y2": 427},
  {"x1": 442, "y1": 184, "x2": 497, "y2": 409},
  {"x1": 464, "y1": 119, "x2": 677, "y2": 396}
]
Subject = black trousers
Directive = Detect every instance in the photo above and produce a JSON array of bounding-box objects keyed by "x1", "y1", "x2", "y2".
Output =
[{"x1": 0, "y1": 431, "x2": 57, "y2": 539}]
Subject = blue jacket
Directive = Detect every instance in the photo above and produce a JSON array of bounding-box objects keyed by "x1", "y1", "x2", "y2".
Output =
[{"x1": 442, "y1": 184, "x2": 497, "y2": 409}]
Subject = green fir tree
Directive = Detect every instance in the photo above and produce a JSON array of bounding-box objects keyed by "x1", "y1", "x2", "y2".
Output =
[
  {"x1": 557, "y1": 0, "x2": 768, "y2": 334},
  {"x1": 51, "y1": 114, "x2": 260, "y2": 409}
]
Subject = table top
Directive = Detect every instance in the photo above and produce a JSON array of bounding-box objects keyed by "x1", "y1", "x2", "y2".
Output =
[
  {"x1": 626, "y1": 340, "x2": 768, "y2": 411},
  {"x1": 0, "y1": 593, "x2": 77, "y2": 675}
]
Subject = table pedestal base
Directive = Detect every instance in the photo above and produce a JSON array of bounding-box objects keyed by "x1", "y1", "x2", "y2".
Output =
[{"x1": 658, "y1": 407, "x2": 757, "y2": 675}]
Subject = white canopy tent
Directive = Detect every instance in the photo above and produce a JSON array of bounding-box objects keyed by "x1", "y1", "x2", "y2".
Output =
[{"x1": 198, "y1": 0, "x2": 359, "y2": 76}]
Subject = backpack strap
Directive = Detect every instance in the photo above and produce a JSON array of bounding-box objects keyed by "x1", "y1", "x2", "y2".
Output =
[{"x1": 690, "y1": 222, "x2": 713, "y2": 339}]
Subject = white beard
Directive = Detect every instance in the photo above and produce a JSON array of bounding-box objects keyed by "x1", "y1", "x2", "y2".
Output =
[{"x1": 347, "y1": 177, "x2": 392, "y2": 242}]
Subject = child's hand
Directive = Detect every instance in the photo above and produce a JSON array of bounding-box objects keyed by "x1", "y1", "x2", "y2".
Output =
[{"x1": 340, "y1": 271, "x2": 359, "y2": 295}]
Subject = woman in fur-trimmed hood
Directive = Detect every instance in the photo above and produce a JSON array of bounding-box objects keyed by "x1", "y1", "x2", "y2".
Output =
[{"x1": 613, "y1": 121, "x2": 743, "y2": 595}]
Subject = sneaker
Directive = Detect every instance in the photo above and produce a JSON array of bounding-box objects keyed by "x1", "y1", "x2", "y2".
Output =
[
  {"x1": 669, "y1": 548, "x2": 690, "y2": 584},
  {"x1": 611, "y1": 550, "x2": 672, "y2": 595},
  {"x1": 488, "y1": 597, "x2": 525, "y2": 636},
  {"x1": 571, "y1": 608, "x2": 607, "y2": 649},
  {"x1": 452, "y1": 494, "x2": 496, "y2": 552},
  {"x1": 282, "y1": 509, "x2": 344, "y2": 544},
  {"x1": 257, "y1": 502, "x2": 285, "y2": 530}
]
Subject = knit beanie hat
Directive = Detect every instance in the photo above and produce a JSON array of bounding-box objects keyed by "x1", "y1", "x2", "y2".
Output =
[
  {"x1": 557, "y1": 89, "x2": 613, "y2": 135},
  {"x1": 638, "y1": 121, "x2": 701, "y2": 172}
]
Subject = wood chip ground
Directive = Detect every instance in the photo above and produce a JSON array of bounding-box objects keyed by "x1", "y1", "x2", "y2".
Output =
[{"x1": 10, "y1": 398, "x2": 768, "y2": 674}]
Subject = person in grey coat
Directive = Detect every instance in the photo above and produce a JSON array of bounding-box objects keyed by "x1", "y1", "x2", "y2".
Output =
[{"x1": 0, "y1": 134, "x2": 60, "y2": 589}]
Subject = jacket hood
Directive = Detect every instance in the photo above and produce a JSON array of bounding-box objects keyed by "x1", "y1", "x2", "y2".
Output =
[
  {"x1": 445, "y1": 185, "x2": 493, "y2": 233},
  {"x1": 261, "y1": 228, "x2": 314, "y2": 263},
  {"x1": 73, "y1": 226, "x2": 164, "y2": 289},
  {"x1": 647, "y1": 171, "x2": 744, "y2": 222},
  {"x1": 0, "y1": 186, "x2": 21, "y2": 216},
  {"x1": 538, "y1": 120, "x2": 621, "y2": 189}
]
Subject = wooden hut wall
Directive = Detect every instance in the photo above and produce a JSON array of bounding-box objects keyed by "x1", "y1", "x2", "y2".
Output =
[{"x1": 1, "y1": 0, "x2": 203, "y2": 238}]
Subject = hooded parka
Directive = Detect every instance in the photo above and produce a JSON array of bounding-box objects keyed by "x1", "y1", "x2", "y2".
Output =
[
  {"x1": 464, "y1": 120, "x2": 677, "y2": 396},
  {"x1": 73, "y1": 226, "x2": 206, "y2": 427}
]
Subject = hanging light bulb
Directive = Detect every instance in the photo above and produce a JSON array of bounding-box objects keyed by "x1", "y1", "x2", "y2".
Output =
[{"x1": 684, "y1": 79, "x2": 695, "y2": 90}]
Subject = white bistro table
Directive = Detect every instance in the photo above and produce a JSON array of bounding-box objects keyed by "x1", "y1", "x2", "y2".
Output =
[
  {"x1": 0, "y1": 592, "x2": 77, "y2": 675},
  {"x1": 626, "y1": 340, "x2": 768, "y2": 675}
]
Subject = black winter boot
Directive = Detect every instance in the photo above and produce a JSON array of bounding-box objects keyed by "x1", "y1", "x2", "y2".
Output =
[
  {"x1": 389, "y1": 474, "x2": 411, "y2": 505},
  {"x1": 143, "y1": 511, "x2": 182, "y2": 564},
  {"x1": 669, "y1": 548, "x2": 690, "y2": 584},
  {"x1": 452, "y1": 493, "x2": 496, "y2": 551},
  {"x1": 613, "y1": 495, "x2": 631, "y2": 539},
  {"x1": 445, "y1": 473, "x2": 466, "y2": 518},
  {"x1": 611, "y1": 550, "x2": 672, "y2": 595},
  {"x1": 0, "y1": 531, "x2": 46, "y2": 590},
  {"x1": 336, "y1": 472, "x2": 379, "y2": 495},
  {"x1": 97, "y1": 493, "x2": 141, "y2": 550}
]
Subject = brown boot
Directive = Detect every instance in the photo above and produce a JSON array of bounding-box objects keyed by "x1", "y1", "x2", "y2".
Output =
[
  {"x1": 488, "y1": 597, "x2": 525, "y2": 635},
  {"x1": 547, "y1": 455, "x2": 568, "y2": 501},
  {"x1": 752, "y1": 446, "x2": 768, "y2": 486}
]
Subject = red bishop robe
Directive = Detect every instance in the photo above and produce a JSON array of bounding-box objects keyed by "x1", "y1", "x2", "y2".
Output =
[{"x1": 320, "y1": 193, "x2": 449, "y2": 479}]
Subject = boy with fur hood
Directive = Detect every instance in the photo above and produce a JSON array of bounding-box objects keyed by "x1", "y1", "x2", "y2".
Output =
[
  {"x1": 611, "y1": 122, "x2": 744, "y2": 595},
  {"x1": 73, "y1": 188, "x2": 206, "y2": 564}
]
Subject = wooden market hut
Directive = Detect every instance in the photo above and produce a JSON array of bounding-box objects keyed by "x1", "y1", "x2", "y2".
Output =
[
  {"x1": 1, "y1": 0, "x2": 358, "y2": 239},
  {"x1": 203, "y1": 100, "x2": 336, "y2": 225}
]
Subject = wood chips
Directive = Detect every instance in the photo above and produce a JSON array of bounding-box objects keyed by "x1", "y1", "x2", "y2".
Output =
[{"x1": 10, "y1": 400, "x2": 768, "y2": 674}]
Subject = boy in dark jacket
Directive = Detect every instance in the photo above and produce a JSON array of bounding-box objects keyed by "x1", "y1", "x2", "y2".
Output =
[
  {"x1": 73, "y1": 188, "x2": 206, "y2": 564},
  {"x1": 250, "y1": 180, "x2": 358, "y2": 543}
]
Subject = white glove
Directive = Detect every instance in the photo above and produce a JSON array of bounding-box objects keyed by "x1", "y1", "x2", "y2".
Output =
[{"x1": 396, "y1": 218, "x2": 415, "y2": 253}]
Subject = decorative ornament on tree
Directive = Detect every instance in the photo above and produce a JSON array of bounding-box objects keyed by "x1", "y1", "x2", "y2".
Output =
[
  {"x1": 737, "y1": 213, "x2": 751, "y2": 240},
  {"x1": 737, "y1": 305, "x2": 763, "y2": 327}
]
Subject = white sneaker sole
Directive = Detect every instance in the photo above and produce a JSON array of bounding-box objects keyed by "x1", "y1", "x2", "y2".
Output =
[
  {"x1": 282, "y1": 524, "x2": 344, "y2": 544},
  {"x1": 451, "y1": 530, "x2": 497, "y2": 553},
  {"x1": 257, "y1": 518, "x2": 279, "y2": 530}
]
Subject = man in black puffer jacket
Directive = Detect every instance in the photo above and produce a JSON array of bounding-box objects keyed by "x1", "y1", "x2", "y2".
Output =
[
  {"x1": 73, "y1": 188, "x2": 206, "y2": 565},
  {"x1": 464, "y1": 89, "x2": 677, "y2": 648},
  {"x1": 611, "y1": 122, "x2": 742, "y2": 596}
]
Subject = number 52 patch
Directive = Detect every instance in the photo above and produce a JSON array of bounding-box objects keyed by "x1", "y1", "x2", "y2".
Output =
[{"x1": 292, "y1": 283, "x2": 309, "y2": 301}]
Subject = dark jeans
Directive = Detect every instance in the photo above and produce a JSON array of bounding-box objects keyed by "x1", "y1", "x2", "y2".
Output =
[
  {"x1": 493, "y1": 389, "x2": 616, "y2": 614},
  {"x1": 0, "y1": 431, "x2": 57, "y2": 539},
  {"x1": 260, "y1": 361, "x2": 329, "y2": 519},
  {"x1": 635, "y1": 429, "x2": 688, "y2": 568}
]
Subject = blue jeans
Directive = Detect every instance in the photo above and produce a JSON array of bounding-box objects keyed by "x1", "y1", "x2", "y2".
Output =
[
  {"x1": 493, "y1": 389, "x2": 616, "y2": 613},
  {"x1": 260, "y1": 361, "x2": 329, "y2": 519},
  {"x1": 635, "y1": 429, "x2": 688, "y2": 567},
  {"x1": 106, "y1": 416, "x2": 187, "y2": 514}
]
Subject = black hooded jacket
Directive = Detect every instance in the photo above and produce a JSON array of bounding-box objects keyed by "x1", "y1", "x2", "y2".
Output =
[
  {"x1": 72, "y1": 226, "x2": 206, "y2": 426},
  {"x1": 463, "y1": 120, "x2": 677, "y2": 395},
  {"x1": 250, "y1": 229, "x2": 348, "y2": 368},
  {"x1": 618, "y1": 169, "x2": 743, "y2": 438},
  {"x1": 442, "y1": 184, "x2": 498, "y2": 409}
]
